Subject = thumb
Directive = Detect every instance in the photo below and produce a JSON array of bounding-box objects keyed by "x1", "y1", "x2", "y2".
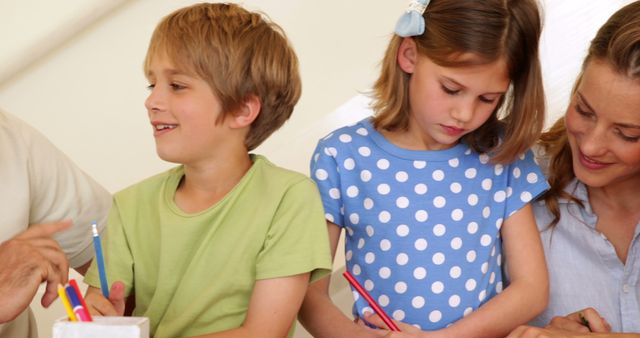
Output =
[
  {"x1": 363, "y1": 312, "x2": 386, "y2": 329},
  {"x1": 108, "y1": 281, "x2": 126, "y2": 316}
]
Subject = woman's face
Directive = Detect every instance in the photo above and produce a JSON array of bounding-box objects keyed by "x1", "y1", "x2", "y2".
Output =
[{"x1": 566, "y1": 59, "x2": 640, "y2": 189}]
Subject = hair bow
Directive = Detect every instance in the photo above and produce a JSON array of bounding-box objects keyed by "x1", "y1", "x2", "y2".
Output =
[{"x1": 394, "y1": 0, "x2": 430, "y2": 37}]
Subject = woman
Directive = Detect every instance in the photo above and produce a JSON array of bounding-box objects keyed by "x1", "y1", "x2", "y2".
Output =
[{"x1": 508, "y1": 1, "x2": 640, "y2": 337}]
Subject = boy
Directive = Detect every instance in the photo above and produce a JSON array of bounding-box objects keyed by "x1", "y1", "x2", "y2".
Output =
[{"x1": 84, "y1": 3, "x2": 332, "y2": 338}]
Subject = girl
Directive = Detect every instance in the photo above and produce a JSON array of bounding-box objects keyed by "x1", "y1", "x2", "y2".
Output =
[{"x1": 299, "y1": 0, "x2": 549, "y2": 337}]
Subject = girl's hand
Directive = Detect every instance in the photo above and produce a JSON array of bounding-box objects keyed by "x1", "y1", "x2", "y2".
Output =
[
  {"x1": 84, "y1": 282, "x2": 126, "y2": 316},
  {"x1": 362, "y1": 312, "x2": 443, "y2": 338},
  {"x1": 547, "y1": 308, "x2": 611, "y2": 333}
]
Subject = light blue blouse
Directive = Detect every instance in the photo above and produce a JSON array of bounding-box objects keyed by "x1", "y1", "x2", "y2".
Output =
[{"x1": 531, "y1": 179, "x2": 640, "y2": 332}]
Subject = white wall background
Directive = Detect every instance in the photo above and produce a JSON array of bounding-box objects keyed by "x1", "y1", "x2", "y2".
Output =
[{"x1": 0, "y1": 1, "x2": 634, "y2": 337}]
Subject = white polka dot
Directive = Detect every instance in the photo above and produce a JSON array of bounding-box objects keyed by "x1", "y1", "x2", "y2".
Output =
[
  {"x1": 393, "y1": 310, "x2": 406, "y2": 321},
  {"x1": 396, "y1": 224, "x2": 410, "y2": 237},
  {"x1": 463, "y1": 307, "x2": 474, "y2": 317},
  {"x1": 490, "y1": 272, "x2": 496, "y2": 284},
  {"x1": 414, "y1": 183, "x2": 428, "y2": 195},
  {"x1": 527, "y1": 172, "x2": 539, "y2": 183},
  {"x1": 412, "y1": 296, "x2": 425, "y2": 309},
  {"x1": 329, "y1": 188, "x2": 340, "y2": 199},
  {"x1": 449, "y1": 295, "x2": 461, "y2": 307},
  {"x1": 415, "y1": 210, "x2": 428, "y2": 222},
  {"x1": 513, "y1": 167, "x2": 522, "y2": 178},
  {"x1": 494, "y1": 190, "x2": 506, "y2": 202},
  {"x1": 378, "y1": 211, "x2": 391, "y2": 223},
  {"x1": 433, "y1": 196, "x2": 446, "y2": 208},
  {"x1": 433, "y1": 224, "x2": 446, "y2": 237},
  {"x1": 449, "y1": 266, "x2": 462, "y2": 279},
  {"x1": 449, "y1": 158, "x2": 460, "y2": 168},
  {"x1": 465, "y1": 279, "x2": 477, "y2": 291},
  {"x1": 482, "y1": 207, "x2": 491, "y2": 219},
  {"x1": 364, "y1": 198, "x2": 374, "y2": 210},
  {"x1": 315, "y1": 169, "x2": 328, "y2": 181},
  {"x1": 345, "y1": 227, "x2": 353, "y2": 236},
  {"x1": 351, "y1": 290, "x2": 360, "y2": 301},
  {"x1": 450, "y1": 237, "x2": 462, "y2": 250},
  {"x1": 479, "y1": 154, "x2": 490, "y2": 164},
  {"x1": 481, "y1": 262, "x2": 489, "y2": 274},
  {"x1": 432, "y1": 252, "x2": 445, "y2": 265},
  {"x1": 450, "y1": 182, "x2": 462, "y2": 193},
  {"x1": 379, "y1": 267, "x2": 391, "y2": 279},
  {"x1": 507, "y1": 187, "x2": 513, "y2": 197},
  {"x1": 396, "y1": 196, "x2": 410, "y2": 209},
  {"x1": 481, "y1": 178, "x2": 493, "y2": 191},
  {"x1": 356, "y1": 128, "x2": 368, "y2": 136},
  {"x1": 521, "y1": 191, "x2": 533, "y2": 202},
  {"x1": 313, "y1": 153, "x2": 320, "y2": 162},
  {"x1": 431, "y1": 281, "x2": 444, "y2": 294},
  {"x1": 432, "y1": 170, "x2": 445, "y2": 181},
  {"x1": 352, "y1": 264, "x2": 361, "y2": 275},
  {"x1": 360, "y1": 170, "x2": 372, "y2": 182},
  {"x1": 466, "y1": 250, "x2": 477, "y2": 262},
  {"x1": 358, "y1": 146, "x2": 371, "y2": 157},
  {"x1": 467, "y1": 194, "x2": 478, "y2": 206},
  {"x1": 343, "y1": 158, "x2": 355, "y2": 170},
  {"x1": 451, "y1": 209, "x2": 463, "y2": 221},
  {"x1": 396, "y1": 253, "x2": 409, "y2": 265},
  {"x1": 414, "y1": 161, "x2": 426, "y2": 169},
  {"x1": 365, "y1": 252, "x2": 376, "y2": 264},
  {"x1": 378, "y1": 295, "x2": 390, "y2": 306},
  {"x1": 357, "y1": 238, "x2": 365, "y2": 249},
  {"x1": 346, "y1": 185, "x2": 359, "y2": 198},
  {"x1": 377, "y1": 184, "x2": 391, "y2": 195},
  {"x1": 480, "y1": 234, "x2": 492, "y2": 246},
  {"x1": 494, "y1": 164, "x2": 504, "y2": 175},
  {"x1": 364, "y1": 279, "x2": 374, "y2": 291},
  {"x1": 339, "y1": 134, "x2": 352, "y2": 143},
  {"x1": 380, "y1": 239, "x2": 392, "y2": 251},
  {"x1": 496, "y1": 282, "x2": 504, "y2": 293},
  {"x1": 496, "y1": 218, "x2": 503, "y2": 229},
  {"x1": 467, "y1": 222, "x2": 479, "y2": 234},
  {"x1": 365, "y1": 226, "x2": 374, "y2": 238},
  {"x1": 413, "y1": 267, "x2": 427, "y2": 280},
  {"x1": 465, "y1": 168, "x2": 477, "y2": 179},
  {"x1": 345, "y1": 250, "x2": 353, "y2": 261},
  {"x1": 324, "y1": 147, "x2": 337, "y2": 157},
  {"x1": 478, "y1": 290, "x2": 487, "y2": 301},
  {"x1": 414, "y1": 238, "x2": 428, "y2": 251},
  {"x1": 362, "y1": 307, "x2": 373, "y2": 315},
  {"x1": 429, "y1": 311, "x2": 442, "y2": 323},
  {"x1": 395, "y1": 282, "x2": 408, "y2": 294},
  {"x1": 396, "y1": 171, "x2": 409, "y2": 182},
  {"x1": 377, "y1": 159, "x2": 390, "y2": 170},
  {"x1": 349, "y1": 213, "x2": 360, "y2": 224}
]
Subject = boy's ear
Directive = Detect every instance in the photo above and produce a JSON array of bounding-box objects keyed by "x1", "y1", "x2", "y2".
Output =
[
  {"x1": 397, "y1": 37, "x2": 418, "y2": 74},
  {"x1": 229, "y1": 95, "x2": 261, "y2": 129}
]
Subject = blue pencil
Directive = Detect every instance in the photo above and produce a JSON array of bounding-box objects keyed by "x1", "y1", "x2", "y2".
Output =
[{"x1": 91, "y1": 222, "x2": 109, "y2": 298}]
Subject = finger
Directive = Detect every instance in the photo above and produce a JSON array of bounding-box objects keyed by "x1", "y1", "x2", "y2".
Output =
[
  {"x1": 548, "y1": 315, "x2": 590, "y2": 333},
  {"x1": 580, "y1": 308, "x2": 609, "y2": 333},
  {"x1": 34, "y1": 246, "x2": 69, "y2": 285},
  {"x1": 363, "y1": 313, "x2": 387, "y2": 329},
  {"x1": 18, "y1": 221, "x2": 72, "y2": 239},
  {"x1": 108, "y1": 281, "x2": 127, "y2": 316}
]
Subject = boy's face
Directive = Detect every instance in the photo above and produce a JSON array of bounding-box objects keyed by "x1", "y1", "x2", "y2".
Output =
[{"x1": 144, "y1": 53, "x2": 228, "y2": 165}]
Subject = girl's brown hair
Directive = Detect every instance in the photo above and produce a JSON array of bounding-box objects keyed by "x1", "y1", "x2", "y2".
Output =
[
  {"x1": 540, "y1": 1, "x2": 640, "y2": 227},
  {"x1": 372, "y1": 0, "x2": 545, "y2": 164},
  {"x1": 144, "y1": 3, "x2": 301, "y2": 151}
]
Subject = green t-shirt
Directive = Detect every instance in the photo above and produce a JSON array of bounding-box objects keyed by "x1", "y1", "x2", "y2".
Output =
[{"x1": 85, "y1": 155, "x2": 332, "y2": 337}]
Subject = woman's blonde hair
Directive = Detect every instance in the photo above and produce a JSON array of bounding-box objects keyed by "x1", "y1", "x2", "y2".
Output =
[
  {"x1": 144, "y1": 3, "x2": 301, "y2": 151},
  {"x1": 539, "y1": 1, "x2": 640, "y2": 227},
  {"x1": 372, "y1": 0, "x2": 545, "y2": 164}
]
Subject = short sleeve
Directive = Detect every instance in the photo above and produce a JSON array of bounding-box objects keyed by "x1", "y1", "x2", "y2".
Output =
[
  {"x1": 84, "y1": 201, "x2": 135, "y2": 296},
  {"x1": 255, "y1": 178, "x2": 332, "y2": 283},
  {"x1": 504, "y1": 150, "x2": 549, "y2": 218},
  {"x1": 310, "y1": 139, "x2": 345, "y2": 227}
]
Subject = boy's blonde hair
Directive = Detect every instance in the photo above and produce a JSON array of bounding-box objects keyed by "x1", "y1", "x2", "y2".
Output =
[
  {"x1": 372, "y1": 0, "x2": 545, "y2": 164},
  {"x1": 539, "y1": 1, "x2": 640, "y2": 227},
  {"x1": 144, "y1": 3, "x2": 301, "y2": 151}
]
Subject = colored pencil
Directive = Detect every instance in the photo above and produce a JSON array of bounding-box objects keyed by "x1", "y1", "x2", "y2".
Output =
[
  {"x1": 91, "y1": 222, "x2": 109, "y2": 298},
  {"x1": 343, "y1": 271, "x2": 401, "y2": 332}
]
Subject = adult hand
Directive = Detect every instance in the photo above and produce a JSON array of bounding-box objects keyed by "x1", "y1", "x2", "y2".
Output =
[
  {"x1": 507, "y1": 325, "x2": 597, "y2": 338},
  {"x1": 0, "y1": 221, "x2": 71, "y2": 323},
  {"x1": 84, "y1": 282, "x2": 126, "y2": 316},
  {"x1": 547, "y1": 308, "x2": 611, "y2": 333}
]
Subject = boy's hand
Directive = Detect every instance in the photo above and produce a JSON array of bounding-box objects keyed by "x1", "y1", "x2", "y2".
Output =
[{"x1": 84, "y1": 282, "x2": 126, "y2": 316}]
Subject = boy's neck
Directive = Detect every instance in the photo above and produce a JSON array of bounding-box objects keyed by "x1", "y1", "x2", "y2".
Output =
[{"x1": 174, "y1": 152, "x2": 253, "y2": 213}]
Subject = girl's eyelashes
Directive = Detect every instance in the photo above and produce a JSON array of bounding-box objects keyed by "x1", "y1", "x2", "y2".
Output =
[
  {"x1": 479, "y1": 96, "x2": 498, "y2": 104},
  {"x1": 146, "y1": 84, "x2": 155, "y2": 90},
  {"x1": 441, "y1": 84, "x2": 460, "y2": 96},
  {"x1": 170, "y1": 83, "x2": 186, "y2": 91}
]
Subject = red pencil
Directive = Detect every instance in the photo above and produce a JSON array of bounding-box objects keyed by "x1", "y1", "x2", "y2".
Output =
[
  {"x1": 343, "y1": 271, "x2": 401, "y2": 332},
  {"x1": 69, "y1": 279, "x2": 93, "y2": 321}
]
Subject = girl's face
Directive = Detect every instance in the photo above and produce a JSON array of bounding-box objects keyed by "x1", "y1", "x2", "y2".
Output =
[
  {"x1": 144, "y1": 52, "x2": 227, "y2": 165},
  {"x1": 566, "y1": 60, "x2": 640, "y2": 189},
  {"x1": 398, "y1": 39, "x2": 510, "y2": 150}
]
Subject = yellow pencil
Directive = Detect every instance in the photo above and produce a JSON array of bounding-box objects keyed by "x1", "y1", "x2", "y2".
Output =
[{"x1": 57, "y1": 284, "x2": 77, "y2": 321}]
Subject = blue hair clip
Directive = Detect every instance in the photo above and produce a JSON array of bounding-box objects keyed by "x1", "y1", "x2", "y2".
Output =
[{"x1": 394, "y1": 0, "x2": 430, "y2": 37}]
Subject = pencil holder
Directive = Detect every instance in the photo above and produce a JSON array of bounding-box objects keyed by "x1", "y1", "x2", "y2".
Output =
[{"x1": 53, "y1": 316, "x2": 149, "y2": 338}]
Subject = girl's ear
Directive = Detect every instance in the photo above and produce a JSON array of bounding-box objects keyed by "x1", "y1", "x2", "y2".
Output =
[
  {"x1": 229, "y1": 95, "x2": 261, "y2": 129},
  {"x1": 397, "y1": 37, "x2": 418, "y2": 74}
]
